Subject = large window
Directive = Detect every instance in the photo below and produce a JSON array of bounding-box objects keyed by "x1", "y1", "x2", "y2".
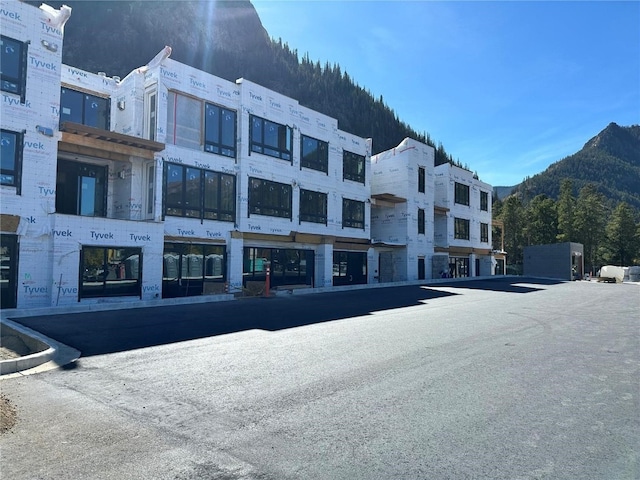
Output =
[
  {"x1": 1, "y1": 36, "x2": 27, "y2": 102},
  {"x1": 454, "y1": 182, "x2": 470, "y2": 206},
  {"x1": 166, "y1": 92, "x2": 237, "y2": 157},
  {"x1": 56, "y1": 159, "x2": 107, "y2": 217},
  {"x1": 342, "y1": 198, "x2": 365, "y2": 229},
  {"x1": 454, "y1": 217, "x2": 470, "y2": 240},
  {"x1": 343, "y1": 150, "x2": 365, "y2": 184},
  {"x1": 81, "y1": 246, "x2": 142, "y2": 299},
  {"x1": 204, "y1": 102, "x2": 236, "y2": 157},
  {"x1": 164, "y1": 163, "x2": 235, "y2": 221},
  {"x1": 450, "y1": 257, "x2": 470, "y2": 278},
  {"x1": 243, "y1": 247, "x2": 314, "y2": 287},
  {"x1": 418, "y1": 208, "x2": 425, "y2": 235},
  {"x1": 250, "y1": 115, "x2": 292, "y2": 161},
  {"x1": 167, "y1": 92, "x2": 201, "y2": 149},
  {"x1": 301, "y1": 134, "x2": 328, "y2": 173},
  {"x1": 300, "y1": 189, "x2": 327, "y2": 224},
  {"x1": 163, "y1": 243, "x2": 227, "y2": 298},
  {"x1": 60, "y1": 88, "x2": 110, "y2": 130},
  {"x1": 248, "y1": 177, "x2": 292, "y2": 219},
  {"x1": 1, "y1": 129, "x2": 23, "y2": 190},
  {"x1": 480, "y1": 191, "x2": 489, "y2": 212},
  {"x1": 418, "y1": 167, "x2": 426, "y2": 193},
  {"x1": 333, "y1": 251, "x2": 367, "y2": 286},
  {"x1": 481, "y1": 222, "x2": 489, "y2": 243}
]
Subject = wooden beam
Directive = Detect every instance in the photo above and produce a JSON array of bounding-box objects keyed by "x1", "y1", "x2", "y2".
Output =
[
  {"x1": 60, "y1": 132, "x2": 156, "y2": 160},
  {"x1": 58, "y1": 140, "x2": 129, "y2": 162},
  {"x1": 60, "y1": 122, "x2": 164, "y2": 151},
  {"x1": 0, "y1": 214, "x2": 20, "y2": 233},
  {"x1": 163, "y1": 235, "x2": 226, "y2": 244},
  {"x1": 434, "y1": 206, "x2": 450, "y2": 215}
]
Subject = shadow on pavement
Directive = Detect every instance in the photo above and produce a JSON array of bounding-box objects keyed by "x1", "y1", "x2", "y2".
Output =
[
  {"x1": 11, "y1": 285, "x2": 457, "y2": 357},
  {"x1": 433, "y1": 276, "x2": 565, "y2": 293}
]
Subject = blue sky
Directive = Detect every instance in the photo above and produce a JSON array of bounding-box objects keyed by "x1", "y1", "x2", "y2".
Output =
[{"x1": 252, "y1": 1, "x2": 640, "y2": 187}]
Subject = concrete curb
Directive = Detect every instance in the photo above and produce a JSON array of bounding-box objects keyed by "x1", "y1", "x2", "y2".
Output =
[{"x1": 0, "y1": 317, "x2": 80, "y2": 378}]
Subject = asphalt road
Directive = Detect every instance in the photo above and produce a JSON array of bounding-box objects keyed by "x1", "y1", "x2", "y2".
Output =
[{"x1": 1, "y1": 278, "x2": 638, "y2": 479}]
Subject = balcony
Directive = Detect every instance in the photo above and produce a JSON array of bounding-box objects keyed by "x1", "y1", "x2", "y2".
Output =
[
  {"x1": 57, "y1": 122, "x2": 165, "y2": 221},
  {"x1": 59, "y1": 122, "x2": 164, "y2": 160}
]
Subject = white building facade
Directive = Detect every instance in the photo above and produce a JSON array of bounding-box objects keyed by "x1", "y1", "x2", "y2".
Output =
[
  {"x1": 1, "y1": 1, "x2": 495, "y2": 311},
  {"x1": 1, "y1": 1, "x2": 375, "y2": 309},
  {"x1": 370, "y1": 138, "x2": 494, "y2": 282},
  {"x1": 370, "y1": 138, "x2": 435, "y2": 282},
  {"x1": 433, "y1": 163, "x2": 493, "y2": 278}
]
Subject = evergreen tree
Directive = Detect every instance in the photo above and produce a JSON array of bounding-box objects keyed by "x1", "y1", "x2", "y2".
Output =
[
  {"x1": 525, "y1": 194, "x2": 558, "y2": 245},
  {"x1": 556, "y1": 179, "x2": 576, "y2": 242},
  {"x1": 574, "y1": 184, "x2": 606, "y2": 273},
  {"x1": 499, "y1": 196, "x2": 525, "y2": 267},
  {"x1": 603, "y1": 202, "x2": 640, "y2": 266}
]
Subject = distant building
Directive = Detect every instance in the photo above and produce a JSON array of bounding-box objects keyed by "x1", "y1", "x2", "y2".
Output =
[
  {"x1": 370, "y1": 139, "x2": 496, "y2": 282},
  {"x1": 523, "y1": 242, "x2": 584, "y2": 281}
]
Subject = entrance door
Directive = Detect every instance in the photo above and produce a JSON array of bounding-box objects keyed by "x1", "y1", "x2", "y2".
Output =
[
  {"x1": 333, "y1": 251, "x2": 367, "y2": 286},
  {"x1": 0, "y1": 234, "x2": 18, "y2": 308},
  {"x1": 418, "y1": 257, "x2": 425, "y2": 280},
  {"x1": 450, "y1": 257, "x2": 470, "y2": 278},
  {"x1": 379, "y1": 252, "x2": 393, "y2": 283}
]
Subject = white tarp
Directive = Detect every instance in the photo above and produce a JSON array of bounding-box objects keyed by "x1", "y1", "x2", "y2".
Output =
[{"x1": 599, "y1": 265, "x2": 624, "y2": 282}]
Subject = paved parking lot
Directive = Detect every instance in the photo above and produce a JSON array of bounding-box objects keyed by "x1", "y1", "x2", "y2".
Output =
[{"x1": 1, "y1": 278, "x2": 638, "y2": 479}]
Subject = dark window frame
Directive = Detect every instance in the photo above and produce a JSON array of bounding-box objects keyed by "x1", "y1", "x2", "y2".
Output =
[
  {"x1": 80, "y1": 246, "x2": 142, "y2": 299},
  {"x1": 249, "y1": 115, "x2": 293, "y2": 162},
  {"x1": 248, "y1": 177, "x2": 292, "y2": 219},
  {"x1": 454, "y1": 217, "x2": 470, "y2": 240},
  {"x1": 243, "y1": 247, "x2": 314, "y2": 287},
  {"x1": 480, "y1": 222, "x2": 489, "y2": 243},
  {"x1": 164, "y1": 162, "x2": 236, "y2": 222},
  {"x1": 342, "y1": 198, "x2": 365, "y2": 229},
  {"x1": 332, "y1": 251, "x2": 367, "y2": 286},
  {"x1": 1, "y1": 35, "x2": 28, "y2": 103},
  {"x1": 0, "y1": 129, "x2": 24, "y2": 193},
  {"x1": 343, "y1": 150, "x2": 366, "y2": 184},
  {"x1": 60, "y1": 87, "x2": 110, "y2": 130},
  {"x1": 56, "y1": 158, "x2": 107, "y2": 217},
  {"x1": 0, "y1": 234, "x2": 18, "y2": 309},
  {"x1": 162, "y1": 243, "x2": 227, "y2": 298},
  {"x1": 204, "y1": 102, "x2": 237, "y2": 158},
  {"x1": 299, "y1": 189, "x2": 327, "y2": 225},
  {"x1": 300, "y1": 134, "x2": 328, "y2": 173},
  {"x1": 418, "y1": 166, "x2": 426, "y2": 193},
  {"x1": 418, "y1": 208, "x2": 425, "y2": 235},
  {"x1": 454, "y1": 182, "x2": 470, "y2": 206},
  {"x1": 480, "y1": 191, "x2": 489, "y2": 212}
]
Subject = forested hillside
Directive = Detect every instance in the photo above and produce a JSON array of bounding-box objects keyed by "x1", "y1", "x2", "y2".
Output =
[
  {"x1": 513, "y1": 123, "x2": 640, "y2": 211},
  {"x1": 493, "y1": 123, "x2": 640, "y2": 272},
  {"x1": 39, "y1": 0, "x2": 458, "y2": 162}
]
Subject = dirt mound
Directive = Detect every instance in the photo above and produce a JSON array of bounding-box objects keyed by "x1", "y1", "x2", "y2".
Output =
[{"x1": 0, "y1": 394, "x2": 17, "y2": 433}]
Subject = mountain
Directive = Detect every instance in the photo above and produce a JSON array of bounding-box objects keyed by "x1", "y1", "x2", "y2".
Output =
[
  {"x1": 37, "y1": 0, "x2": 458, "y2": 161},
  {"x1": 42, "y1": 1, "x2": 270, "y2": 80},
  {"x1": 493, "y1": 186, "x2": 516, "y2": 200},
  {"x1": 512, "y1": 123, "x2": 640, "y2": 210}
]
